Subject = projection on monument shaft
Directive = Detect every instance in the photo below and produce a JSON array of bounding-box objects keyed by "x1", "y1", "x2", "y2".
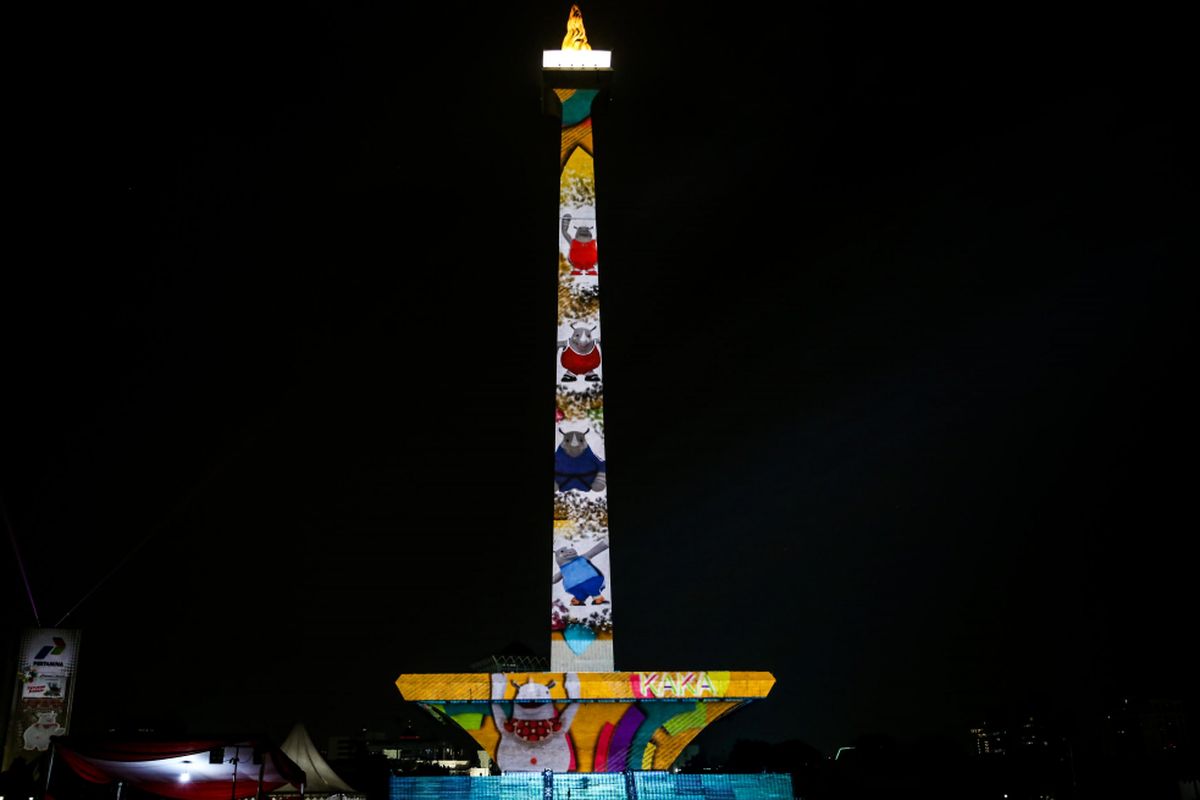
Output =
[
  {"x1": 552, "y1": 71, "x2": 612, "y2": 675},
  {"x1": 397, "y1": 7, "x2": 775, "y2": 775}
]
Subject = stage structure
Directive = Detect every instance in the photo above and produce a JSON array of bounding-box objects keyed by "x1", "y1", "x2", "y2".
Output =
[{"x1": 397, "y1": 7, "x2": 778, "y2": 782}]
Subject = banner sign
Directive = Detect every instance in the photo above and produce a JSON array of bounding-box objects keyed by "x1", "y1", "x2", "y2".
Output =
[{"x1": 3, "y1": 628, "x2": 82, "y2": 770}]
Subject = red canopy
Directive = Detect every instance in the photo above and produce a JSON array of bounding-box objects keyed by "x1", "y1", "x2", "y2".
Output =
[{"x1": 53, "y1": 738, "x2": 306, "y2": 800}]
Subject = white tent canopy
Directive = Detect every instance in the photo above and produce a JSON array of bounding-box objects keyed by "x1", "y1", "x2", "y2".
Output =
[{"x1": 271, "y1": 723, "x2": 362, "y2": 799}]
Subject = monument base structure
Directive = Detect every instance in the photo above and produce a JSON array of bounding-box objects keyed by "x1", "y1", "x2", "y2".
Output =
[{"x1": 396, "y1": 672, "x2": 774, "y2": 774}]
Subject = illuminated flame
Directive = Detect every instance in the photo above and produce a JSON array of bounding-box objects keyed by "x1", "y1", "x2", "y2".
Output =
[{"x1": 561, "y1": 4, "x2": 591, "y2": 51}]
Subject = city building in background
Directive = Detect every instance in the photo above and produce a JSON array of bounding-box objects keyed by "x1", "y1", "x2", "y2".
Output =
[{"x1": 970, "y1": 722, "x2": 1008, "y2": 757}]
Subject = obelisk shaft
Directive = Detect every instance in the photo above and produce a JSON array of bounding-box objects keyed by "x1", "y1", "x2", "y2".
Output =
[{"x1": 550, "y1": 82, "x2": 613, "y2": 673}]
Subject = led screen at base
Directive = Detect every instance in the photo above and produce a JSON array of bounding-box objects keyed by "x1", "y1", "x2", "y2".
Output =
[{"x1": 390, "y1": 771, "x2": 795, "y2": 800}]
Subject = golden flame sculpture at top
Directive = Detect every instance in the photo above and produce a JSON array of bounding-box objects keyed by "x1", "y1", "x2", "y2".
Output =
[{"x1": 561, "y1": 4, "x2": 591, "y2": 51}]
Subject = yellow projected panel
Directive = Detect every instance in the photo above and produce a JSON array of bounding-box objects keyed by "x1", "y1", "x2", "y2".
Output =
[{"x1": 398, "y1": 671, "x2": 775, "y2": 701}]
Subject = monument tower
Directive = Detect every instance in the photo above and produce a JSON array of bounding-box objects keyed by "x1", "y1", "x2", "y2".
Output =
[
  {"x1": 396, "y1": 7, "x2": 780, "y2": 786},
  {"x1": 547, "y1": 2, "x2": 614, "y2": 675}
]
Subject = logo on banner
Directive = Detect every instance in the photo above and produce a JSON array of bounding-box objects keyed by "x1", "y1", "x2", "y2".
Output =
[
  {"x1": 34, "y1": 637, "x2": 67, "y2": 660},
  {"x1": 31, "y1": 635, "x2": 70, "y2": 671}
]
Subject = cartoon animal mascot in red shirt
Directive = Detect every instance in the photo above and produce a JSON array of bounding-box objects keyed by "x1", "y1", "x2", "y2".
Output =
[
  {"x1": 558, "y1": 323, "x2": 602, "y2": 383},
  {"x1": 562, "y1": 214, "x2": 598, "y2": 275}
]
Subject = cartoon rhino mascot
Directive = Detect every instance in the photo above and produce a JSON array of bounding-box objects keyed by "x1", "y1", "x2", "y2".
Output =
[
  {"x1": 562, "y1": 214, "x2": 598, "y2": 276},
  {"x1": 23, "y1": 710, "x2": 65, "y2": 752},
  {"x1": 491, "y1": 673, "x2": 581, "y2": 772}
]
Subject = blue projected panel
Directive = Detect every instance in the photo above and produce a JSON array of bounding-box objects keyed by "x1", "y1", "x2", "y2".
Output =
[
  {"x1": 635, "y1": 772, "x2": 793, "y2": 800},
  {"x1": 389, "y1": 774, "x2": 543, "y2": 800},
  {"x1": 390, "y1": 772, "x2": 794, "y2": 800},
  {"x1": 552, "y1": 773, "x2": 627, "y2": 800}
]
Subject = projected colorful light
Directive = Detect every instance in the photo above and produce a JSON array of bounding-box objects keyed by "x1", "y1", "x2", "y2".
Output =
[
  {"x1": 398, "y1": 672, "x2": 773, "y2": 773},
  {"x1": 392, "y1": 771, "x2": 795, "y2": 800},
  {"x1": 551, "y1": 76, "x2": 613, "y2": 674},
  {"x1": 396, "y1": 7, "x2": 777, "y2": 776}
]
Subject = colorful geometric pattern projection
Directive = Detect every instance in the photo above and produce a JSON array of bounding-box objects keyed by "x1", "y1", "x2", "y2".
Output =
[
  {"x1": 552, "y1": 86, "x2": 612, "y2": 673},
  {"x1": 397, "y1": 672, "x2": 774, "y2": 774},
  {"x1": 391, "y1": 772, "x2": 795, "y2": 800}
]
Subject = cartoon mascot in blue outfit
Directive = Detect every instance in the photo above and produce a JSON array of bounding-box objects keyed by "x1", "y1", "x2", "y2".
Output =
[
  {"x1": 554, "y1": 428, "x2": 606, "y2": 492},
  {"x1": 553, "y1": 540, "x2": 609, "y2": 606}
]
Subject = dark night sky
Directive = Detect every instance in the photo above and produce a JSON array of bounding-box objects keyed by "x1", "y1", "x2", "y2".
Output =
[{"x1": 2, "y1": 1, "x2": 1191, "y2": 757}]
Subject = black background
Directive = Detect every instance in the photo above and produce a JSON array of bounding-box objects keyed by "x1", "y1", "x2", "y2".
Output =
[{"x1": 2, "y1": 1, "x2": 1191, "y2": 755}]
